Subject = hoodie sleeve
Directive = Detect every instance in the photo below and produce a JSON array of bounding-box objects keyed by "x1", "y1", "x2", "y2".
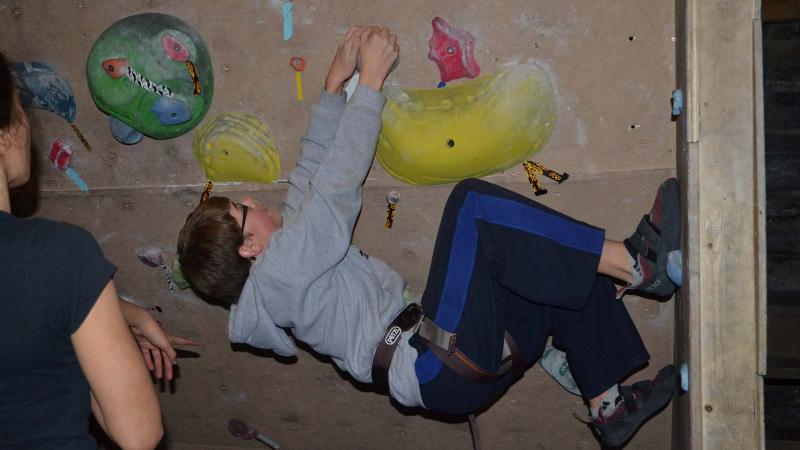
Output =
[
  {"x1": 228, "y1": 279, "x2": 298, "y2": 356},
  {"x1": 229, "y1": 86, "x2": 385, "y2": 354},
  {"x1": 265, "y1": 85, "x2": 386, "y2": 285},
  {"x1": 282, "y1": 90, "x2": 348, "y2": 217}
]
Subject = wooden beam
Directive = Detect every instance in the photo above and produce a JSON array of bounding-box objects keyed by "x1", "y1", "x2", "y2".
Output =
[
  {"x1": 675, "y1": 0, "x2": 766, "y2": 448},
  {"x1": 754, "y1": 18, "x2": 768, "y2": 447},
  {"x1": 672, "y1": 0, "x2": 697, "y2": 444},
  {"x1": 767, "y1": 297, "x2": 800, "y2": 379},
  {"x1": 762, "y1": 0, "x2": 800, "y2": 22}
]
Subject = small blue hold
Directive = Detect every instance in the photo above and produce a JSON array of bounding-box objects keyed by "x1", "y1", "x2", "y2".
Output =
[
  {"x1": 437, "y1": 81, "x2": 446, "y2": 88},
  {"x1": 671, "y1": 89, "x2": 684, "y2": 116},
  {"x1": 680, "y1": 362, "x2": 689, "y2": 392},
  {"x1": 151, "y1": 96, "x2": 192, "y2": 126},
  {"x1": 109, "y1": 116, "x2": 143, "y2": 145},
  {"x1": 667, "y1": 249, "x2": 683, "y2": 287}
]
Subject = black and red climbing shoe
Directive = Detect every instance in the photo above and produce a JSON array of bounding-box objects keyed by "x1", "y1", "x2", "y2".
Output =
[
  {"x1": 590, "y1": 365, "x2": 677, "y2": 448},
  {"x1": 623, "y1": 178, "x2": 681, "y2": 299}
]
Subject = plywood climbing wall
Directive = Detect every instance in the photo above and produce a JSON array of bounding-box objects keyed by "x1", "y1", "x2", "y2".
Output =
[{"x1": 1, "y1": 1, "x2": 677, "y2": 448}]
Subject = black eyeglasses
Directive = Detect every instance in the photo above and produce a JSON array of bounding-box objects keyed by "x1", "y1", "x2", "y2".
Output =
[{"x1": 233, "y1": 202, "x2": 248, "y2": 236}]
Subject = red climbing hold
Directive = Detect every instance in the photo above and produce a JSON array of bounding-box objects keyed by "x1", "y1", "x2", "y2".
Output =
[
  {"x1": 427, "y1": 17, "x2": 480, "y2": 83},
  {"x1": 49, "y1": 140, "x2": 72, "y2": 170}
]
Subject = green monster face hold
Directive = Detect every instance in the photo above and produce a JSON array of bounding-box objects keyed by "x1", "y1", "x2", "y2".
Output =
[{"x1": 87, "y1": 13, "x2": 213, "y2": 144}]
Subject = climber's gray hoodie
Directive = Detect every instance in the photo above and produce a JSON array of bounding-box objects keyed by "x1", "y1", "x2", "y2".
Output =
[{"x1": 228, "y1": 86, "x2": 423, "y2": 408}]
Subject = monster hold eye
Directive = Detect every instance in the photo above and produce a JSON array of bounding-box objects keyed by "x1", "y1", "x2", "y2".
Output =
[
  {"x1": 101, "y1": 58, "x2": 129, "y2": 79},
  {"x1": 163, "y1": 34, "x2": 202, "y2": 95},
  {"x1": 162, "y1": 34, "x2": 190, "y2": 62}
]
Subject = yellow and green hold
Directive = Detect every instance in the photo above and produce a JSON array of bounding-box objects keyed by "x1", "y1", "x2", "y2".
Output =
[{"x1": 377, "y1": 64, "x2": 556, "y2": 185}]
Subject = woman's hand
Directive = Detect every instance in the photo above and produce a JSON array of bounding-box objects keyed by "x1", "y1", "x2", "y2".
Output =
[
  {"x1": 325, "y1": 26, "x2": 364, "y2": 95},
  {"x1": 119, "y1": 299, "x2": 197, "y2": 380},
  {"x1": 357, "y1": 27, "x2": 399, "y2": 92}
]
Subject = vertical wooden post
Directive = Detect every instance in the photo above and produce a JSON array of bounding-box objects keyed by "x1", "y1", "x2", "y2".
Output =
[{"x1": 674, "y1": 0, "x2": 766, "y2": 448}]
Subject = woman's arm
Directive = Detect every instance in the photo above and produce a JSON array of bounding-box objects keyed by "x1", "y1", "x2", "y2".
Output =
[
  {"x1": 119, "y1": 298, "x2": 197, "y2": 380},
  {"x1": 72, "y1": 280, "x2": 163, "y2": 450}
]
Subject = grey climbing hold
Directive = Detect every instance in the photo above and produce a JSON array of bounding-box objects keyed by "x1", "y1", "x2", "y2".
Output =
[
  {"x1": 680, "y1": 362, "x2": 689, "y2": 392},
  {"x1": 386, "y1": 191, "x2": 400, "y2": 205},
  {"x1": 667, "y1": 249, "x2": 683, "y2": 287},
  {"x1": 671, "y1": 89, "x2": 684, "y2": 117}
]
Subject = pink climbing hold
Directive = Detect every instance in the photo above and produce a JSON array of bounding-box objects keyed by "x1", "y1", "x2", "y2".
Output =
[
  {"x1": 49, "y1": 140, "x2": 73, "y2": 170},
  {"x1": 162, "y1": 34, "x2": 190, "y2": 62},
  {"x1": 427, "y1": 17, "x2": 480, "y2": 83}
]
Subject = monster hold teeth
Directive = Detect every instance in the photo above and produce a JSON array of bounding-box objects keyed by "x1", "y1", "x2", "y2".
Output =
[
  {"x1": 124, "y1": 65, "x2": 174, "y2": 97},
  {"x1": 102, "y1": 58, "x2": 173, "y2": 97}
]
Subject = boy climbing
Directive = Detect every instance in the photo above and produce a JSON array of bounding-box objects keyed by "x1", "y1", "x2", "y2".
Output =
[{"x1": 177, "y1": 26, "x2": 679, "y2": 448}]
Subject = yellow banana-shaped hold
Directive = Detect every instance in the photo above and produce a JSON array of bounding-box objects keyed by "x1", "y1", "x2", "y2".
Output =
[{"x1": 377, "y1": 64, "x2": 556, "y2": 185}]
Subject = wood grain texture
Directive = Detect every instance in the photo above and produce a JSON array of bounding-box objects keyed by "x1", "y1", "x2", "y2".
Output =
[
  {"x1": 679, "y1": 0, "x2": 766, "y2": 447},
  {"x1": 762, "y1": 0, "x2": 800, "y2": 23},
  {"x1": 2, "y1": 1, "x2": 679, "y2": 448},
  {"x1": 0, "y1": 0, "x2": 676, "y2": 193},
  {"x1": 12, "y1": 175, "x2": 676, "y2": 449}
]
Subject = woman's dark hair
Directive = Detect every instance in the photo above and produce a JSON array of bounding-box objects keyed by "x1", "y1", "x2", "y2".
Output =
[{"x1": 0, "y1": 52, "x2": 14, "y2": 130}]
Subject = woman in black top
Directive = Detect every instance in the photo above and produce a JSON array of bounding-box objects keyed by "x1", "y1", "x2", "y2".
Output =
[{"x1": 0, "y1": 51, "x2": 191, "y2": 450}]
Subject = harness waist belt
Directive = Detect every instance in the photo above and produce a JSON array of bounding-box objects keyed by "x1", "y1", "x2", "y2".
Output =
[
  {"x1": 371, "y1": 303, "x2": 424, "y2": 392},
  {"x1": 416, "y1": 317, "x2": 524, "y2": 384}
]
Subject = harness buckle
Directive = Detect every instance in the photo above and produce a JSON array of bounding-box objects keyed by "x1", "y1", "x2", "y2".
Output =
[{"x1": 447, "y1": 334, "x2": 458, "y2": 356}]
